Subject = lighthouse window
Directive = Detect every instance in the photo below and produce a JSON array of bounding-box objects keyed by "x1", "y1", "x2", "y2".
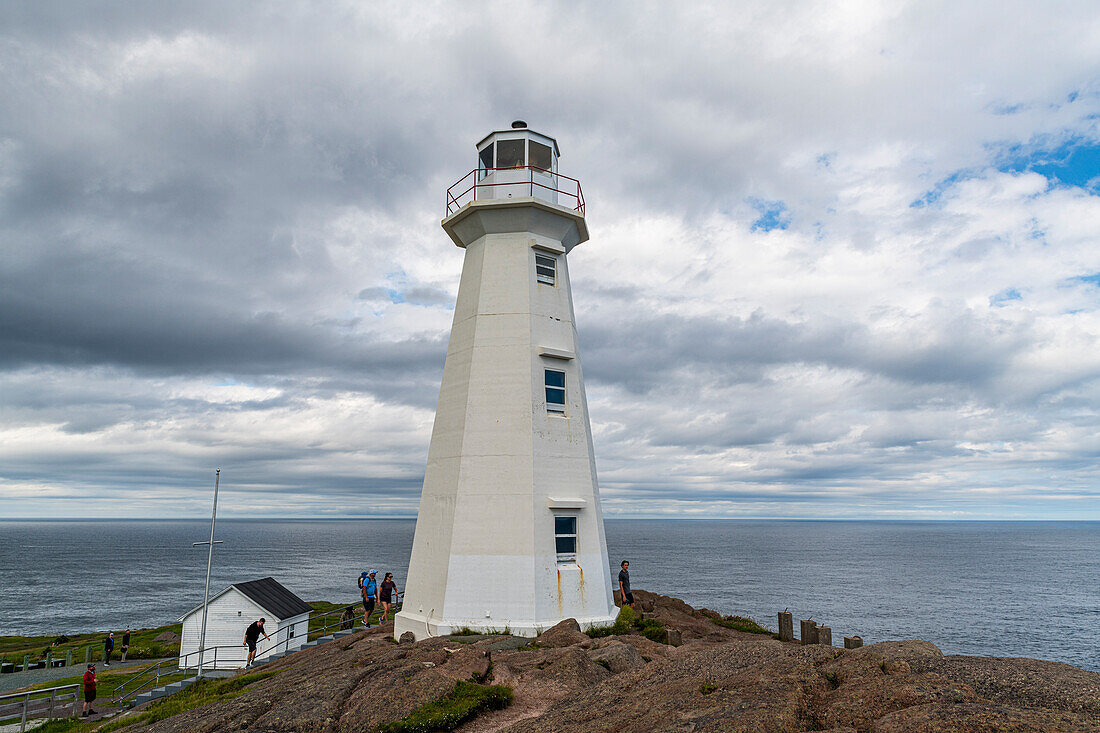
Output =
[
  {"x1": 535, "y1": 254, "x2": 556, "y2": 285},
  {"x1": 497, "y1": 138, "x2": 525, "y2": 169},
  {"x1": 478, "y1": 145, "x2": 493, "y2": 179},
  {"x1": 529, "y1": 141, "x2": 552, "y2": 172},
  {"x1": 554, "y1": 515, "x2": 577, "y2": 559},
  {"x1": 545, "y1": 369, "x2": 566, "y2": 413}
]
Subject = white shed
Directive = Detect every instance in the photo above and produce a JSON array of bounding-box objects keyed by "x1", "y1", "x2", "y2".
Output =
[{"x1": 178, "y1": 577, "x2": 312, "y2": 670}]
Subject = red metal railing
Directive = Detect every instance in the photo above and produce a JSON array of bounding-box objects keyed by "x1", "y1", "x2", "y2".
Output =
[{"x1": 445, "y1": 165, "x2": 585, "y2": 217}]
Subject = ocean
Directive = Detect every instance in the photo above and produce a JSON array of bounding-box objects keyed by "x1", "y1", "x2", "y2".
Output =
[{"x1": 1, "y1": 519, "x2": 1096, "y2": 672}]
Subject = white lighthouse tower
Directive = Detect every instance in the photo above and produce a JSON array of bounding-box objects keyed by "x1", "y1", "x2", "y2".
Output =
[{"x1": 394, "y1": 122, "x2": 617, "y2": 640}]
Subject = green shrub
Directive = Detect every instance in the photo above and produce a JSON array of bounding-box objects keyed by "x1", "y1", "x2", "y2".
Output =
[
  {"x1": 375, "y1": 680, "x2": 513, "y2": 733},
  {"x1": 711, "y1": 615, "x2": 772, "y2": 635},
  {"x1": 586, "y1": 605, "x2": 666, "y2": 642},
  {"x1": 699, "y1": 683, "x2": 718, "y2": 695},
  {"x1": 587, "y1": 605, "x2": 636, "y2": 638}
]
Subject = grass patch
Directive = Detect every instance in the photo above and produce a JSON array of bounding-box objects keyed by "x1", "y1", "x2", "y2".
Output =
[
  {"x1": 94, "y1": 669, "x2": 281, "y2": 733},
  {"x1": 586, "y1": 605, "x2": 667, "y2": 643},
  {"x1": 449, "y1": 627, "x2": 480, "y2": 637},
  {"x1": 711, "y1": 615, "x2": 773, "y2": 635},
  {"x1": 595, "y1": 659, "x2": 611, "y2": 670},
  {"x1": 0, "y1": 624, "x2": 183, "y2": 668},
  {"x1": 375, "y1": 680, "x2": 513, "y2": 733},
  {"x1": 699, "y1": 683, "x2": 718, "y2": 695},
  {"x1": 27, "y1": 721, "x2": 82, "y2": 733}
]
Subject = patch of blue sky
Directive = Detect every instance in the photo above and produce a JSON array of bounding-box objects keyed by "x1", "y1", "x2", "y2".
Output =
[
  {"x1": 748, "y1": 197, "x2": 791, "y2": 232},
  {"x1": 910, "y1": 169, "x2": 975, "y2": 208},
  {"x1": 1076, "y1": 272, "x2": 1100, "y2": 287},
  {"x1": 995, "y1": 136, "x2": 1100, "y2": 192},
  {"x1": 990, "y1": 288, "x2": 1022, "y2": 307}
]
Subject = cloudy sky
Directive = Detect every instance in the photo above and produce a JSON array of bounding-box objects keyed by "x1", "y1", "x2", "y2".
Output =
[{"x1": 2, "y1": 1, "x2": 1099, "y2": 520}]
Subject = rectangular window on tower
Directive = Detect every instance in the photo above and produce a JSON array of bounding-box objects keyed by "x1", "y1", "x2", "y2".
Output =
[
  {"x1": 545, "y1": 369, "x2": 566, "y2": 414},
  {"x1": 554, "y1": 515, "x2": 577, "y2": 562},
  {"x1": 535, "y1": 254, "x2": 556, "y2": 285}
]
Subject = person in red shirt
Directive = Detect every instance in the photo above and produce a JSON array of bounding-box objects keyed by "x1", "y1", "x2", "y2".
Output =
[{"x1": 82, "y1": 663, "x2": 97, "y2": 716}]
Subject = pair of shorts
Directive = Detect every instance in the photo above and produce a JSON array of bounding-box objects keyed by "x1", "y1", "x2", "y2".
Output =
[
  {"x1": 247, "y1": 639, "x2": 257, "y2": 652},
  {"x1": 363, "y1": 599, "x2": 375, "y2": 613},
  {"x1": 85, "y1": 690, "x2": 96, "y2": 703},
  {"x1": 380, "y1": 596, "x2": 392, "y2": 605}
]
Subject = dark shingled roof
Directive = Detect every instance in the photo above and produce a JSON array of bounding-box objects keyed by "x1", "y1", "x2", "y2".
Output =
[{"x1": 233, "y1": 577, "x2": 313, "y2": 620}]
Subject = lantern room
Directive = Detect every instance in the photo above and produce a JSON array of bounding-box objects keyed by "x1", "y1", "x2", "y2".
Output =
[
  {"x1": 477, "y1": 120, "x2": 559, "y2": 176},
  {"x1": 446, "y1": 121, "x2": 584, "y2": 215}
]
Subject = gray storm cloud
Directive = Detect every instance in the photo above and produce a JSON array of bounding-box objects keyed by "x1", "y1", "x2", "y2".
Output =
[{"x1": 1, "y1": 1, "x2": 1099, "y2": 518}]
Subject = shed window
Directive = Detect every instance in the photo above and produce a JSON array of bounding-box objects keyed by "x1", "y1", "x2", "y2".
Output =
[
  {"x1": 545, "y1": 369, "x2": 566, "y2": 413},
  {"x1": 529, "y1": 141, "x2": 552, "y2": 172},
  {"x1": 554, "y1": 515, "x2": 577, "y2": 560},
  {"x1": 535, "y1": 254, "x2": 556, "y2": 285},
  {"x1": 478, "y1": 145, "x2": 493, "y2": 179},
  {"x1": 497, "y1": 138, "x2": 525, "y2": 168}
]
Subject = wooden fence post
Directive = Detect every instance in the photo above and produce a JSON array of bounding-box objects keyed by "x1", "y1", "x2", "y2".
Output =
[
  {"x1": 800, "y1": 620, "x2": 817, "y2": 645},
  {"x1": 778, "y1": 612, "x2": 794, "y2": 642},
  {"x1": 816, "y1": 625, "x2": 832, "y2": 646}
]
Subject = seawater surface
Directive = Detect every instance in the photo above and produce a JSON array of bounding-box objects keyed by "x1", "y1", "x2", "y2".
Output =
[{"x1": 1, "y1": 519, "x2": 1096, "y2": 671}]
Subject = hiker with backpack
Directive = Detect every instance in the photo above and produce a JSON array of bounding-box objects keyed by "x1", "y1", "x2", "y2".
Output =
[{"x1": 359, "y1": 570, "x2": 379, "y2": 628}]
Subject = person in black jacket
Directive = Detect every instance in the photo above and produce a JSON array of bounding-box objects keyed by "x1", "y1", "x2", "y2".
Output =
[
  {"x1": 103, "y1": 632, "x2": 114, "y2": 666},
  {"x1": 243, "y1": 618, "x2": 270, "y2": 668}
]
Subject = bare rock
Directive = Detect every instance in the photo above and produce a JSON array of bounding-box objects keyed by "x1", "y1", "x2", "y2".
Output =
[
  {"x1": 441, "y1": 646, "x2": 491, "y2": 682},
  {"x1": 874, "y1": 702, "x2": 1097, "y2": 732},
  {"x1": 587, "y1": 642, "x2": 645, "y2": 674},
  {"x1": 125, "y1": 593, "x2": 1100, "y2": 733},
  {"x1": 908, "y1": 654, "x2": 1100, "y2": 719},
  {"x1": 153, "y1": 631, "x2": 181, "y2": 644},
  {"x1": 398, "y1": 631, "x2": 416, "y2": 644},
  {"x1": 590, "y1": 633, "x2": 671, "y2": 660},
  {"x1": 537, "y1": 618, "x2": 588, "y2": 648}
]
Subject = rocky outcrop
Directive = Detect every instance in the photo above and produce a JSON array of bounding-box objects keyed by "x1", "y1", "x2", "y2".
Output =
[
  {"x1": 131, "y1": 591, "x2": 1100, "y2": 733},
  {"x1": 535, "y1": 618, "x2": 589, "y2": 648}
]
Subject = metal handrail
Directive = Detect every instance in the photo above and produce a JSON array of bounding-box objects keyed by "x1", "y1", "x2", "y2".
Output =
[
  {"x1": 0, "y1": 683, "x2": 80, "y2": 731},
  {"x1": 445, "y1": 165, "x2": 585, "y2": 217},
  {"x1": 112, "y1": 604, "x2": 377, "y2": 704}
]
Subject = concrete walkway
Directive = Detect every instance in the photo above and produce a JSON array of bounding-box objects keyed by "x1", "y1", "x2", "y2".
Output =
[{"x1": 0, "y1": 658, "x2": 173, "y2": 695}]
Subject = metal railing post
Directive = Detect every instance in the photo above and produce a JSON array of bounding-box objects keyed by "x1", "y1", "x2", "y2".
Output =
[{"x1": 20, "y1": 692, "x2": 29, "y2": 731}]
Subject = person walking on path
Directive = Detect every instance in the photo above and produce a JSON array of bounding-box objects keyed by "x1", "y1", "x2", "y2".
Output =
[
  {"x1": 103, "y1": 632, "x2": 114, "y2": 666},
  {"x1": 121, "y1": 629, "x2": 130, "y2": 662},
  {"x1": 82, "y1": 663, "x2": 97, "y2": 716},
  {"x1": 243, "y1": 618, "x2": 270, "y2": 668},
  {"x1": 379, "y1": 572, "x2": 400, "y2": 625},
  {"x1": 618, "y1": 560, "x2": 635, "y2": 610},
  {"x1": 361, "y1": 570, "x2": 379, "y2": 627}
]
